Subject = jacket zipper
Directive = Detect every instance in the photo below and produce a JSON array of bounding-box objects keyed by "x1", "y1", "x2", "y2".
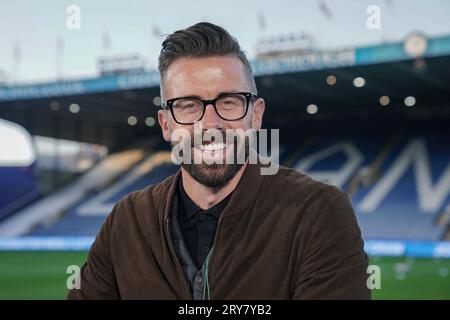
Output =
[
  {"x1": 202, "y1": 214, "x2": 224, "y2": 300},
  {"x1": 164, "y1": 217, "x2": 191, "y2": 299}
]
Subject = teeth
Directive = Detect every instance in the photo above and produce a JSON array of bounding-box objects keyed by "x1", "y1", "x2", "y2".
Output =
[{"x1": 200, "y1": 143, "x2": 226, "y2": 152}]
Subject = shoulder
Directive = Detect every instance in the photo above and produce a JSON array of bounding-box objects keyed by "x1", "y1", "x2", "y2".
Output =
[
  {"x1": 268, "y1": 165, "x2": 345, "y2": 205},
  {"x1": 260, "y1": 165, "x2": 355, "y2": 227},
  {"x1": 102, "y1": 173, "x2": 177, "y2": 229},
  {"x1": 265, "y1": 166, "x2": 361, "y2": 245},
  {"x1": 90, "y1": 172, "x2": 178, "y2": 256}
]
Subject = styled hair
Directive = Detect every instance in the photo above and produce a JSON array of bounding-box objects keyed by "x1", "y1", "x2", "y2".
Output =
[{"x1": 158, "y1": 22, "x2": 257, "y2": 93}]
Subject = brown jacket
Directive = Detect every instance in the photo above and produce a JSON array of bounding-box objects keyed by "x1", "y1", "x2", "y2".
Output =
[{"x1": 67, "y1": 160, "x2": 370, "y2": 300}]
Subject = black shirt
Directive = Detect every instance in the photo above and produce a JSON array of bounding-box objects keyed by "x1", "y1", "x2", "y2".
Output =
[{"x1": 176, "y1": 177, "x2": 232, "y2": 269}]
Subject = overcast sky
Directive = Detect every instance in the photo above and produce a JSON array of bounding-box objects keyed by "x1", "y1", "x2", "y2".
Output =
[{"x1": 0, "y1": 0, "x2": 449, "y2": 84}]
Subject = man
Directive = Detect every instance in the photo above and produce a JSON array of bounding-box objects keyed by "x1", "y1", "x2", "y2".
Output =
[{"x1": 67, "y1": 22, "x2": 370, "y2": 300}]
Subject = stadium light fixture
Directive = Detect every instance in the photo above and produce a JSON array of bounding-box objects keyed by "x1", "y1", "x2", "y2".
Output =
[
  {"x1": 127, "y1": 116, "x2": 138, "y2": 126},
  {"x1": 326, "y1": 75, "x2": 336, "y2": 86},
  {"x1": 353, "y1": 77, "x2": 366, "y2": 88},
  {"x1": 404, "y1": 96, "x2": 416, "y2": 107},
  {"x1": 145, "y1": 117, "x2": 155, "y2": 127},
  {"x1": 379, "y1": 96, "x2": 390, "y2": 106},
  {"x1": 69, "y1": 103, "x2": 80, "y2": 113},
  {"x1": 152, "y1": 96, "x2": 162, "y2": 106},
  {"x1": 306, "y1": 104, "x2": 318, "y2": 114},
  {"x1": 50, "y1": 101, "x2": 61, "y2": 111}
]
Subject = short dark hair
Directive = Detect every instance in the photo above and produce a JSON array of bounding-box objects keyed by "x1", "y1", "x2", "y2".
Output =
[{"x1": 158, "y1": 22, "x2": 257, "y2": 93}]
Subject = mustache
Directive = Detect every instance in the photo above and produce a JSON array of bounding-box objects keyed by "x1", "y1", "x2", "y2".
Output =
[{"x1": 193, "y1": 129, "x2": 227, "y2": 146}]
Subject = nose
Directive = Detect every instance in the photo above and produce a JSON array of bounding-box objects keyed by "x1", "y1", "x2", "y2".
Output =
[{"x1": 201, "y1": 103, "x2": 222, "y2": 129}]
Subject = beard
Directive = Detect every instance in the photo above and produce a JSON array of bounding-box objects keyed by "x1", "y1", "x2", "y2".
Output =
[
  {"x1": 181, "y1": 162, "x2": 243, "y2": 188},
  {"x1": 173, "y1": 132, "x2": 251, "y2": 188}
]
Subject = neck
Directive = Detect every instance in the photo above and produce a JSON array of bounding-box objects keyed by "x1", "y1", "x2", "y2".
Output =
[{"x1": 181, "y1": 163, "x2": 247, "y2": 210}]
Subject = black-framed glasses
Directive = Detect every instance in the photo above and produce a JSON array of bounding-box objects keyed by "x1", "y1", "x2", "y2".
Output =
[{"x1": 161, "y1": 92, "x2": 258, "y2": 125}]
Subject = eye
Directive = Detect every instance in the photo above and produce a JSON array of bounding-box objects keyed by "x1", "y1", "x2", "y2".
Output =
[
  {"x1": 223, "y1": 99, "x2": 236, "y2": 105},
  {"x1": 181, "y1": 103, "x2": 196, "y2": 109},
  {"x1": 173, "y1": 99, "x2": 202, "y2": 111},
  {"x1": 219, "y1": 95, "x2": 244, "y2": 108}
]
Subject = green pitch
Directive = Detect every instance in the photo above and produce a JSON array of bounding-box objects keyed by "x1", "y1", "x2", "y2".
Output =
[
  {"x1": 0, "y1": 252, "x2": 449, "y2": 299},
  {"x1": 0, "y1": 251, "x2": 88, "y2": 300}
]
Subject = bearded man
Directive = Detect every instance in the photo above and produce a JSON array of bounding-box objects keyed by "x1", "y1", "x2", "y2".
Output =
[{"x1": 67, "y1": 22, "x2": 370, "y2": 300}]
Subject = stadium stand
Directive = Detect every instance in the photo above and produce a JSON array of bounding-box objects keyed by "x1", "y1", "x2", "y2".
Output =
[
  {"x1": 0, "y1": 119, "x2": 41, "y2": 221},
  {"x1": 0, "y1": 165, "x2": 41, "y2": 222},
  {"x1": 27, "y1": 151, "x2": 178, "y2": 236},
  {"x1": 0, "y1": 34, "x2": 449, "y2": 247},
  {"x1": 16, "y1": 123, "x2": 448, "y2": 242},
  {"x1": 0, "y1": 146, "x2": 147, "y2": 236}
]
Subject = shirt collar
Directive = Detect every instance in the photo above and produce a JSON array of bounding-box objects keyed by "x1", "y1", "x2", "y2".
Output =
[{"x1": 178, "y1": 176, "x2": 231, "y2": 220}]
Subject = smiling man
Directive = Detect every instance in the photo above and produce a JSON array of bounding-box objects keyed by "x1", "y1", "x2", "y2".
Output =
[{"x1": 67, "y1": 22, "x2": 370, "y2": 300}]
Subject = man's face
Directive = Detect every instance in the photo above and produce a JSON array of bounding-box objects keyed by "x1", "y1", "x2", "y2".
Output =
[{"x1": 158, "y1": 55, "x2": 265, "y2": 188}]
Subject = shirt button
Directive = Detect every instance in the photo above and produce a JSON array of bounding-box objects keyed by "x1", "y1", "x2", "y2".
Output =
[
  {"x1": 195, "y1": 276, "x2": 203, "y2": 284},
  {"x1": 202, "y1": 246, "x2": 209, "y2": 253}
]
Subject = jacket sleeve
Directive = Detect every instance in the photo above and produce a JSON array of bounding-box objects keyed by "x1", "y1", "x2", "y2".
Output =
[
  {"x1": 67, "y1": 206, "x2": 120, "y2": 299},
  {"x1": 293, "y1": 191, "x2": 371, "y2": 300}
]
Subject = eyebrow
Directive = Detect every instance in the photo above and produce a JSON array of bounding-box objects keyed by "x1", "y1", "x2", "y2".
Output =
[{"x1": 178, "y1": 91, "x2": 241, "y2": 100}]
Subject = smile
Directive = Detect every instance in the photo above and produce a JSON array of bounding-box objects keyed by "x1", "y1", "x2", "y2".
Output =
[{"x1": 198, "y1": 142, "x2": 227, "y2": 152}]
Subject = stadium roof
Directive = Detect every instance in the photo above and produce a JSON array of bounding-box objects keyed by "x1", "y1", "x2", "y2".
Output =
[{"x1": 1, "y1": 33, "x2": 450, "y2": 148}]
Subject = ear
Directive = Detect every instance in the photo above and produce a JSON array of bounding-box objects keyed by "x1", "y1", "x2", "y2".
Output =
[
  {"x1": 251, "y1": 98, "x2": 265, "y2": 131},
  {"x1": 158, "y1": 109, "x2": 172, "y2": 142}
]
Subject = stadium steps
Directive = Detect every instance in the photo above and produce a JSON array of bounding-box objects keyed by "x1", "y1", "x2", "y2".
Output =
[
  {"x1": 291, "y1": 130, "x2": 389, "y2": 190},
  {"x1": 354, "y1": 130, "x2": 450, "y2": 241},
  {"x1": 0, "y1": 146, "x2": 147, "y2": 236},
  {"x1": 27, "y1": 151, "x2": 178, "y2": 236},
  {"x1": 348, "y1": 127, "x2": 405, "y2": 197},
  {"x1": 282, "y1": 135, "x2": 314, "y2": 168}
]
